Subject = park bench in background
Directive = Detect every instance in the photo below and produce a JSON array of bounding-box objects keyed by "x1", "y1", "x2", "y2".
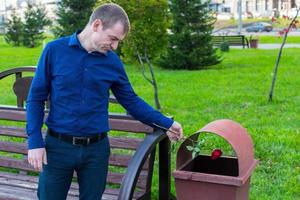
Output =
[
  {"x1": 212, "y1": 35, "x2": 249, "y2": 48},
  {"x1": 0, "y1": 67, "x2": 174, "y2": 200}
]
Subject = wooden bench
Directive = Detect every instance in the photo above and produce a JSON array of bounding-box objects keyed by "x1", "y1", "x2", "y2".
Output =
[
  {"x1": 212, "y1": 35, "x2": 249, "y2": 48},
  {"x1": 0, "y1": 67, "x2": 174, "y2": 200}
]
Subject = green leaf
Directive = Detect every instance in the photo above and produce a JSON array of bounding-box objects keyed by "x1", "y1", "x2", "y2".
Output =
[
  {"x1": 194, "y1": 147, "x2": 200, "y2": 152},
  {"x1": 192, "y1": 151, "x2": 198, "y2": 159},
  {"x1": 186, "y1": 146, "x2": 194, "y2": 151},
  {"x1": 197, "y1": 139, "x2": 205, "y2": 146}
]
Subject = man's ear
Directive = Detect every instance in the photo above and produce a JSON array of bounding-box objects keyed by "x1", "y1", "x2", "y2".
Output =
[{"x1": 92, "y1": 19, "x2": 103, "y2": 32}]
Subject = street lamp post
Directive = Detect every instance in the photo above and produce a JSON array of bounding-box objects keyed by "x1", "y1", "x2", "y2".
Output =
[{"x1": 238, "y1": 0, "x2": 243, "y2": 35}]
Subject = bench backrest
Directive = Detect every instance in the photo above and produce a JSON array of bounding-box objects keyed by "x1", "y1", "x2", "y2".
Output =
[
  {"x1": 0, "y1": 67, "x2": 157, "y2": 198},
  {"x1": 212, "y1": 35, "x2": 249, "y2": 47}
]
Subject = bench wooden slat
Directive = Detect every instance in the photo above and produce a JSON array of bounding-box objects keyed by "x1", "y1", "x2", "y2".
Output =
[
  {"x1": 0, "y1": 182, "x2": 125, "y2": 200},
  {"x1": 0, "y1": 108, "x2": 154, "y2": 133},
  {"x1": 0, "y1": 141, "x2": 27, "y2": 154},
  {"x1": 0, "y1": 137, "x2": 143, "y2": 157},
  {"x1": 107, "y1": 171, "x2": 147, "y2": 190},
  {"x1": 0, "y1": 126, "x2": 28, "y2": 138},
  {"x1": 0, "y1": 165, "x2": 148, "y2": 190},
  {"x1": 0, "y1": 157, "x2": 34, "y2": 172},
  {"x1": 110, "y1": 137, "x2": 142, "y2": 150},
  {"x1": 109, "y1": 154, "x2": 149, "y2": 170},
  {"x1": 0, "y1": 177, "x2": 80, "y2": 199},
  {"x1": 0, "y1": 127, "x2": 143, "y2": 150},
  {"x1": 0, "y1": 171, "x2": 144, "y2": 200},
  {"x1": 0, "y1": 176, "x2": 80, "y2": 197},
  {"x1": 0, "y1": 184, "x2": 39, "y2": 200},
  {"x1": 0, "y1": 154, "x2": 149, "y2": 172},
  {"x1": 104, "y1": 188, "x2": 144, "y2": 200}
]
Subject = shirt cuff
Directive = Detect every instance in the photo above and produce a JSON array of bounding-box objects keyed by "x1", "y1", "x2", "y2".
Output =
[
  {"x1": 27, "y1": 134, "x2": 45, "y2": 149},
  {"x1": 156, "y1": 116, "x2": 174, "y2": 130}
]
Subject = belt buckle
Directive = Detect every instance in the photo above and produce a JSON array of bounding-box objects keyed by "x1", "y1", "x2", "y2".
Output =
[{"x1": 72, "y1": 136, "x2": 90, "y2": 146}]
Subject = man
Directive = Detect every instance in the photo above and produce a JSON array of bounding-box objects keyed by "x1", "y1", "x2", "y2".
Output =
[{"x1": 26, "y1": 3, "x2": 183, "y2": 200}]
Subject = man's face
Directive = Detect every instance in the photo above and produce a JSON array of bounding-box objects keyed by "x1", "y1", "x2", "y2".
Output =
[{"x1": 91, "y1": 19, "x2": 126, "y2": 53}]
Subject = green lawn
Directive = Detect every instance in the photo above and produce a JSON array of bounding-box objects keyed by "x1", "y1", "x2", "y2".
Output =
[
  {"x1": 259, "y1": 35, "x2": 300, "y2": 44},
  {"x1": 0, "y1": 38, "x2": 300, "y2": 200}
]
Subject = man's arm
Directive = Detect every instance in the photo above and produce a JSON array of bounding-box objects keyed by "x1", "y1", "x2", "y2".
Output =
[
  {"x1": 26, "y1": 45, "x2": 51, "y2": 171},
  {"x1": 111, "y1": 65, "x2": 183, "y2": 140}
]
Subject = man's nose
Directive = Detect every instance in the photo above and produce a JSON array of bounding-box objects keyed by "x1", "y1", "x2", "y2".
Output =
[{"x1": 111, "y1": 41, "x2": 119, "y2": 50}]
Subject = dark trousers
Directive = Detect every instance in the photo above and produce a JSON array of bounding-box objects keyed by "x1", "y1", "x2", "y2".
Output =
[{"x1": 37, "y1": 133, "x2": 110, "y2": 200}]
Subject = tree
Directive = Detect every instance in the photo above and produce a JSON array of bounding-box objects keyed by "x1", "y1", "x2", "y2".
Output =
[
  {"x1": 268, "y1": 7, "x2": 300, "y2": 102},
  {"x1": 22, "y1": 3, "x2": 51, "y2": 47},
  {"x1": 53, "y1": 0, "x2": 97, "y2": 38},
  {"x1": 161, "y1": 0, "x2": 220, "y2": 70},
  {"x1": 4, "y1": 11, "x2": 23, "y2": 46}
]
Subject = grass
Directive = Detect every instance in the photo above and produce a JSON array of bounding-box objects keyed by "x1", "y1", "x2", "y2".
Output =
[
  {"x1": 258, "y1": 35, "x2": 300, "y2": 44},
  {"x1": 1, "y1": 37, "x2": 300, "y2": 200}
]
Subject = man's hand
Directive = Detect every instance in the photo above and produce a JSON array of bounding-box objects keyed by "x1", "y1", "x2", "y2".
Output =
[
  {"x1": 28, "y1": 148, "x2": 47, "y2": 172},
  {"x1": 166, "y1": 121, "x2": 184, "y2": 141}
]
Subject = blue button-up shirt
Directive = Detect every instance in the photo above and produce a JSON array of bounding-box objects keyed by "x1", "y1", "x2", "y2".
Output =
[{"x1": 26, "y1": 31, "x2": 173, "y2": 149}]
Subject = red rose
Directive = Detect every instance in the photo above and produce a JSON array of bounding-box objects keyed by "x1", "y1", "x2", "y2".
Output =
[{"x1": 211, "y1": 149, "x2": 222, "y2": 160}]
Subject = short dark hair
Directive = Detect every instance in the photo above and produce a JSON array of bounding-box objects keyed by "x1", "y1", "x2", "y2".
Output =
[{"x1": 89, "y1": 3, "x2": 130, "y2": 34}]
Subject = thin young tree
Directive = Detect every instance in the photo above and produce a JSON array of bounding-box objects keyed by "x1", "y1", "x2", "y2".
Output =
[{"x1": 268, "y1": 7, "x2": 299, "y2": 102}]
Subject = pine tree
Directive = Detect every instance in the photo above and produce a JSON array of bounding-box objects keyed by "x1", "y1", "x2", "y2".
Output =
[
  {"x1": 53, "y1": 0, "x2": 97, "y2": 38},
  {"x1": 22, "y1": 3, "x2": 51, "y2": 48},
  {"x1": 4, "y1": 11, "x2": 23, "y2": 46},
  {"x1": 161, "y1": 0, "x2": 220, "y2": 70}
]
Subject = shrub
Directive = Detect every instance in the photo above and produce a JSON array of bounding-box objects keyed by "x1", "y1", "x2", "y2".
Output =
[{"x1": 220, "y1": 41, "x2": 230, "y2": 52}]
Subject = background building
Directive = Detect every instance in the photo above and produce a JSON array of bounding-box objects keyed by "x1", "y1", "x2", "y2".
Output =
[
  {"x1": 211, "y1": 0, "x2": 300, "y2": 19},
  {"x1": 1, "y1": 0, "x2": 299, "y2": 33}
]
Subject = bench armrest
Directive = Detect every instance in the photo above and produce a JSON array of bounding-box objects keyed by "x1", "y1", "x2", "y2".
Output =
[{"x1": 118, "y1": 129, "x2": 167, "y2": 200}]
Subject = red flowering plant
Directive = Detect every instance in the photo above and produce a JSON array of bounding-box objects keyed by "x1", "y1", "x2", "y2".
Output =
[
  {"x1": 155, "y1": 124, "x2": 230, "y2": 160},
  {"x1": 271, "y1": 14, "x2": 299, "y2": 37},
  {"x1": 187, "y1": 140, "x2": 223, "y2": 159},
  {"x1": 185, "y1": 134, "x2": 228, "y2": 159},
  {"x1": 171, "y1": 132, "x2": 227, "y2": 160}
]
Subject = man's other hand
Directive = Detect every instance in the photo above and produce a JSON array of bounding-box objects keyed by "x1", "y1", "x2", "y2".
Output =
[{"x1": 28, "y1": 148, "x2": 47, "y2": 172}]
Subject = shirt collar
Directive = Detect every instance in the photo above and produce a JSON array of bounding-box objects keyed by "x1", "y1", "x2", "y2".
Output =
[
  {"x1": 68, "y1": 30, "x2": 82, "y2": 47},
  {"x1": 68, "y1": 30, "x2": 109, "y2": 57}
]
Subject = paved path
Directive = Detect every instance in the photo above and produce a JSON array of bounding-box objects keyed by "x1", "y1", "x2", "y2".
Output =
[
  {"x1": 214, "y1": 28, "x2": 300, "y2": 36},
  {"x1": 257, "y1": 43, "x2": 300, "y2": 49},
  {"x1": 231, "y1": 43, "x2": 300, "y2": 49}
]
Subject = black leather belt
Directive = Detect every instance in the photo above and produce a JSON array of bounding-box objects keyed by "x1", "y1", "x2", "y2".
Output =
[{"x1": 48, "y1": 129, "x2": 107, "y2": 146}]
